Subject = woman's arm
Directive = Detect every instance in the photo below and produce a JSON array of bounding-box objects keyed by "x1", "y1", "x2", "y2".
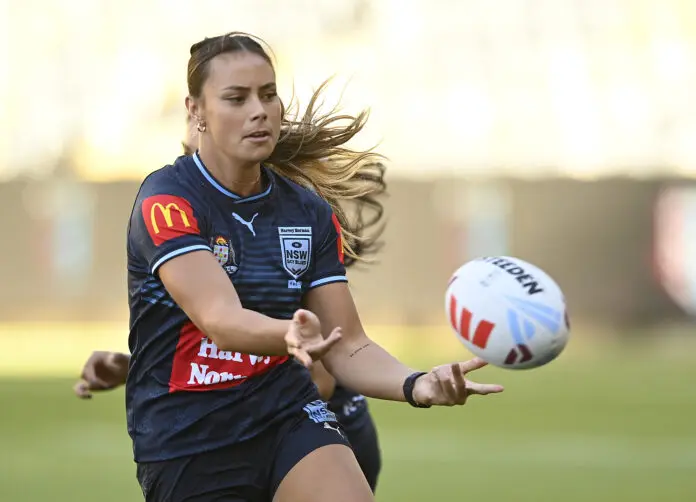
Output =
[
  {"x1": 304, "y1": 283, "x2": 414, "y2": 401},
  {"x1": 161, "y1": 252, "x2": 341, "y2": 365},
  {"x1": 305, "y1": 282, "x2": 504, "y2": 406},
  {"x1": 159, "y1": 250, "x2": 292, "y2": 355}
]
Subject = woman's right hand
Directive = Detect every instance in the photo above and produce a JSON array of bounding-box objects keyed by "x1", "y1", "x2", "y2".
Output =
[{"x1": 285, "y1": 309, "x2": 342, "y2": 368}]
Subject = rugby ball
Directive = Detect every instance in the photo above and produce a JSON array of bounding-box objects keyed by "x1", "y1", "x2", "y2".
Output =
[{"x1": 445, "y1": 256, "x2": 570, "y2": 369}]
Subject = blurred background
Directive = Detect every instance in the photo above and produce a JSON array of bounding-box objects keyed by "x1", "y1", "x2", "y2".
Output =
[{"x1": 1, "y1": 0, "x2": 695, "y2": 500}]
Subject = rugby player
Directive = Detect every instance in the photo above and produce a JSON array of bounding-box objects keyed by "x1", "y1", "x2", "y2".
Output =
[
  {"x1": 79, "y1": 32, "x2": 503, "y2": 502},
  {"x1": 75, "y1": 113, "x2": 383, "y2": 491}
]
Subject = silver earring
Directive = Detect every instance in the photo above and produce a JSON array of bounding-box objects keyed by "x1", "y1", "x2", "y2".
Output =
[{"x1": 196, "y1": 121, "x2": 206, "y2": 132}]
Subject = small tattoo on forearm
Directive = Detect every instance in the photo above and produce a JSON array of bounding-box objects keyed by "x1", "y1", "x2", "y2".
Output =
[{"x1": 349, "y1": 343, "x2": 371, "y2": 357}]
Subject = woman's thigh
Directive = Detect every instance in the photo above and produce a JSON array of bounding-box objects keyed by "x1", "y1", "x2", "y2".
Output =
[{"x1": 273, "y1": 444, "x2": 374, "y2": 502}]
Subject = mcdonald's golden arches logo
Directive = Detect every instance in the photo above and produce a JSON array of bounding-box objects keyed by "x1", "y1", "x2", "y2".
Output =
[{"x1": 142, "y1": 195, "x2": 200, "y2": 246}]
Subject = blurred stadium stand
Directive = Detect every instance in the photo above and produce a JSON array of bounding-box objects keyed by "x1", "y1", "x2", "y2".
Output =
[{"x1": 2, "y1": 0, "x2": 696, "y2": 330}]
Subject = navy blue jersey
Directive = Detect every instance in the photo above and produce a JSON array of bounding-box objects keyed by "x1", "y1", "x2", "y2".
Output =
[{"x1": 125, "y1": 152, "x2": 348, "y2": 462}]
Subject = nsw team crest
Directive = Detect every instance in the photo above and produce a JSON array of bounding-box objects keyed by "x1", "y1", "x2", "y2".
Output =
[
  {"x1": 212, "y1": 235, "x2": 238, "y2": 274},
  {"x1": 278, "y1": 227, "x2": 312, "y2": 279}
]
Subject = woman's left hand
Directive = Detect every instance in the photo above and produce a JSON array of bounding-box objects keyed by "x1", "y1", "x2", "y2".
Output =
[{"x1": 412, "y1": 357, "x2": 504, "y2": 407}]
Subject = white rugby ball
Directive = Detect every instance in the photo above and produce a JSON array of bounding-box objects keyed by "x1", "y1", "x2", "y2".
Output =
[{"x1": 445, "y1": 256, "x2": 570, "y2": 369}]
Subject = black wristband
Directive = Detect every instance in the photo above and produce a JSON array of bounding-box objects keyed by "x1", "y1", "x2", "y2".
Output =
[{"x1": 403, "y1": 371, "x2": 431, "y2": 408}]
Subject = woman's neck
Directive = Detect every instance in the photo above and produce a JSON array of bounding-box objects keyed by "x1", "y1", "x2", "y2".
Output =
[{"x1": 198, "y1": 146, "x2": 263, "y2": 197}]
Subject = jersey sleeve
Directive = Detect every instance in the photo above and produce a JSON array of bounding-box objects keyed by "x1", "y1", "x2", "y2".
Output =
[
  {"x1": 307, "y1": 200, "x2": 348, "y2": 290},
  {"x1": 129, "y1": 174, "x2": 211, "y2": 275}
]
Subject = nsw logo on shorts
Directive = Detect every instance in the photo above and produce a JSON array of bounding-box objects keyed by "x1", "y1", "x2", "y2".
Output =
[{"x1": 303, "y1": 400, "x2": 338, "y2": 424}]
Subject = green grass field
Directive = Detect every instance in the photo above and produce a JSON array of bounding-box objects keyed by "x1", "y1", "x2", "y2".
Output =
[{"x1": 1, "y1": 327, "x2": 695, "y2": 501}]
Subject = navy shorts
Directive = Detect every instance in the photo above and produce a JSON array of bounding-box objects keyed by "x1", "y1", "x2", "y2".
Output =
[{"x1": 135, "y1": 401, "x2": 351, "y2": 502}]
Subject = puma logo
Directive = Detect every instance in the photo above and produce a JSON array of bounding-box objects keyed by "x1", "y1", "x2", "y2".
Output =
[
  {"x1": 232, "y1": 212, "x2": 259, "y2": 237},
  {"x1": 323, "y1": 422, "x2": 346, "y2": 440}
]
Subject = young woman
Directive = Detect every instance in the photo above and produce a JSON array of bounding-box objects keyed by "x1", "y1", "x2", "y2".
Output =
[
  {"x1": 75, "y1": 113, "x2": 383, "y2": 491},
  {"x1": 97, "y1": 32, "x2": 503, "y2": 502}
]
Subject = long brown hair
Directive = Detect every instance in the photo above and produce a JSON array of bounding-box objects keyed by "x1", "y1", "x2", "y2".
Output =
[{"x1": 187, "y1": 32, "x2": 386, "y2": 266}]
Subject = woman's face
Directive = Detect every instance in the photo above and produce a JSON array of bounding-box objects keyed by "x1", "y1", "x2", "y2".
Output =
[{"x1": 189, "y1": 51, "x2": 282, "y2": 166}]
